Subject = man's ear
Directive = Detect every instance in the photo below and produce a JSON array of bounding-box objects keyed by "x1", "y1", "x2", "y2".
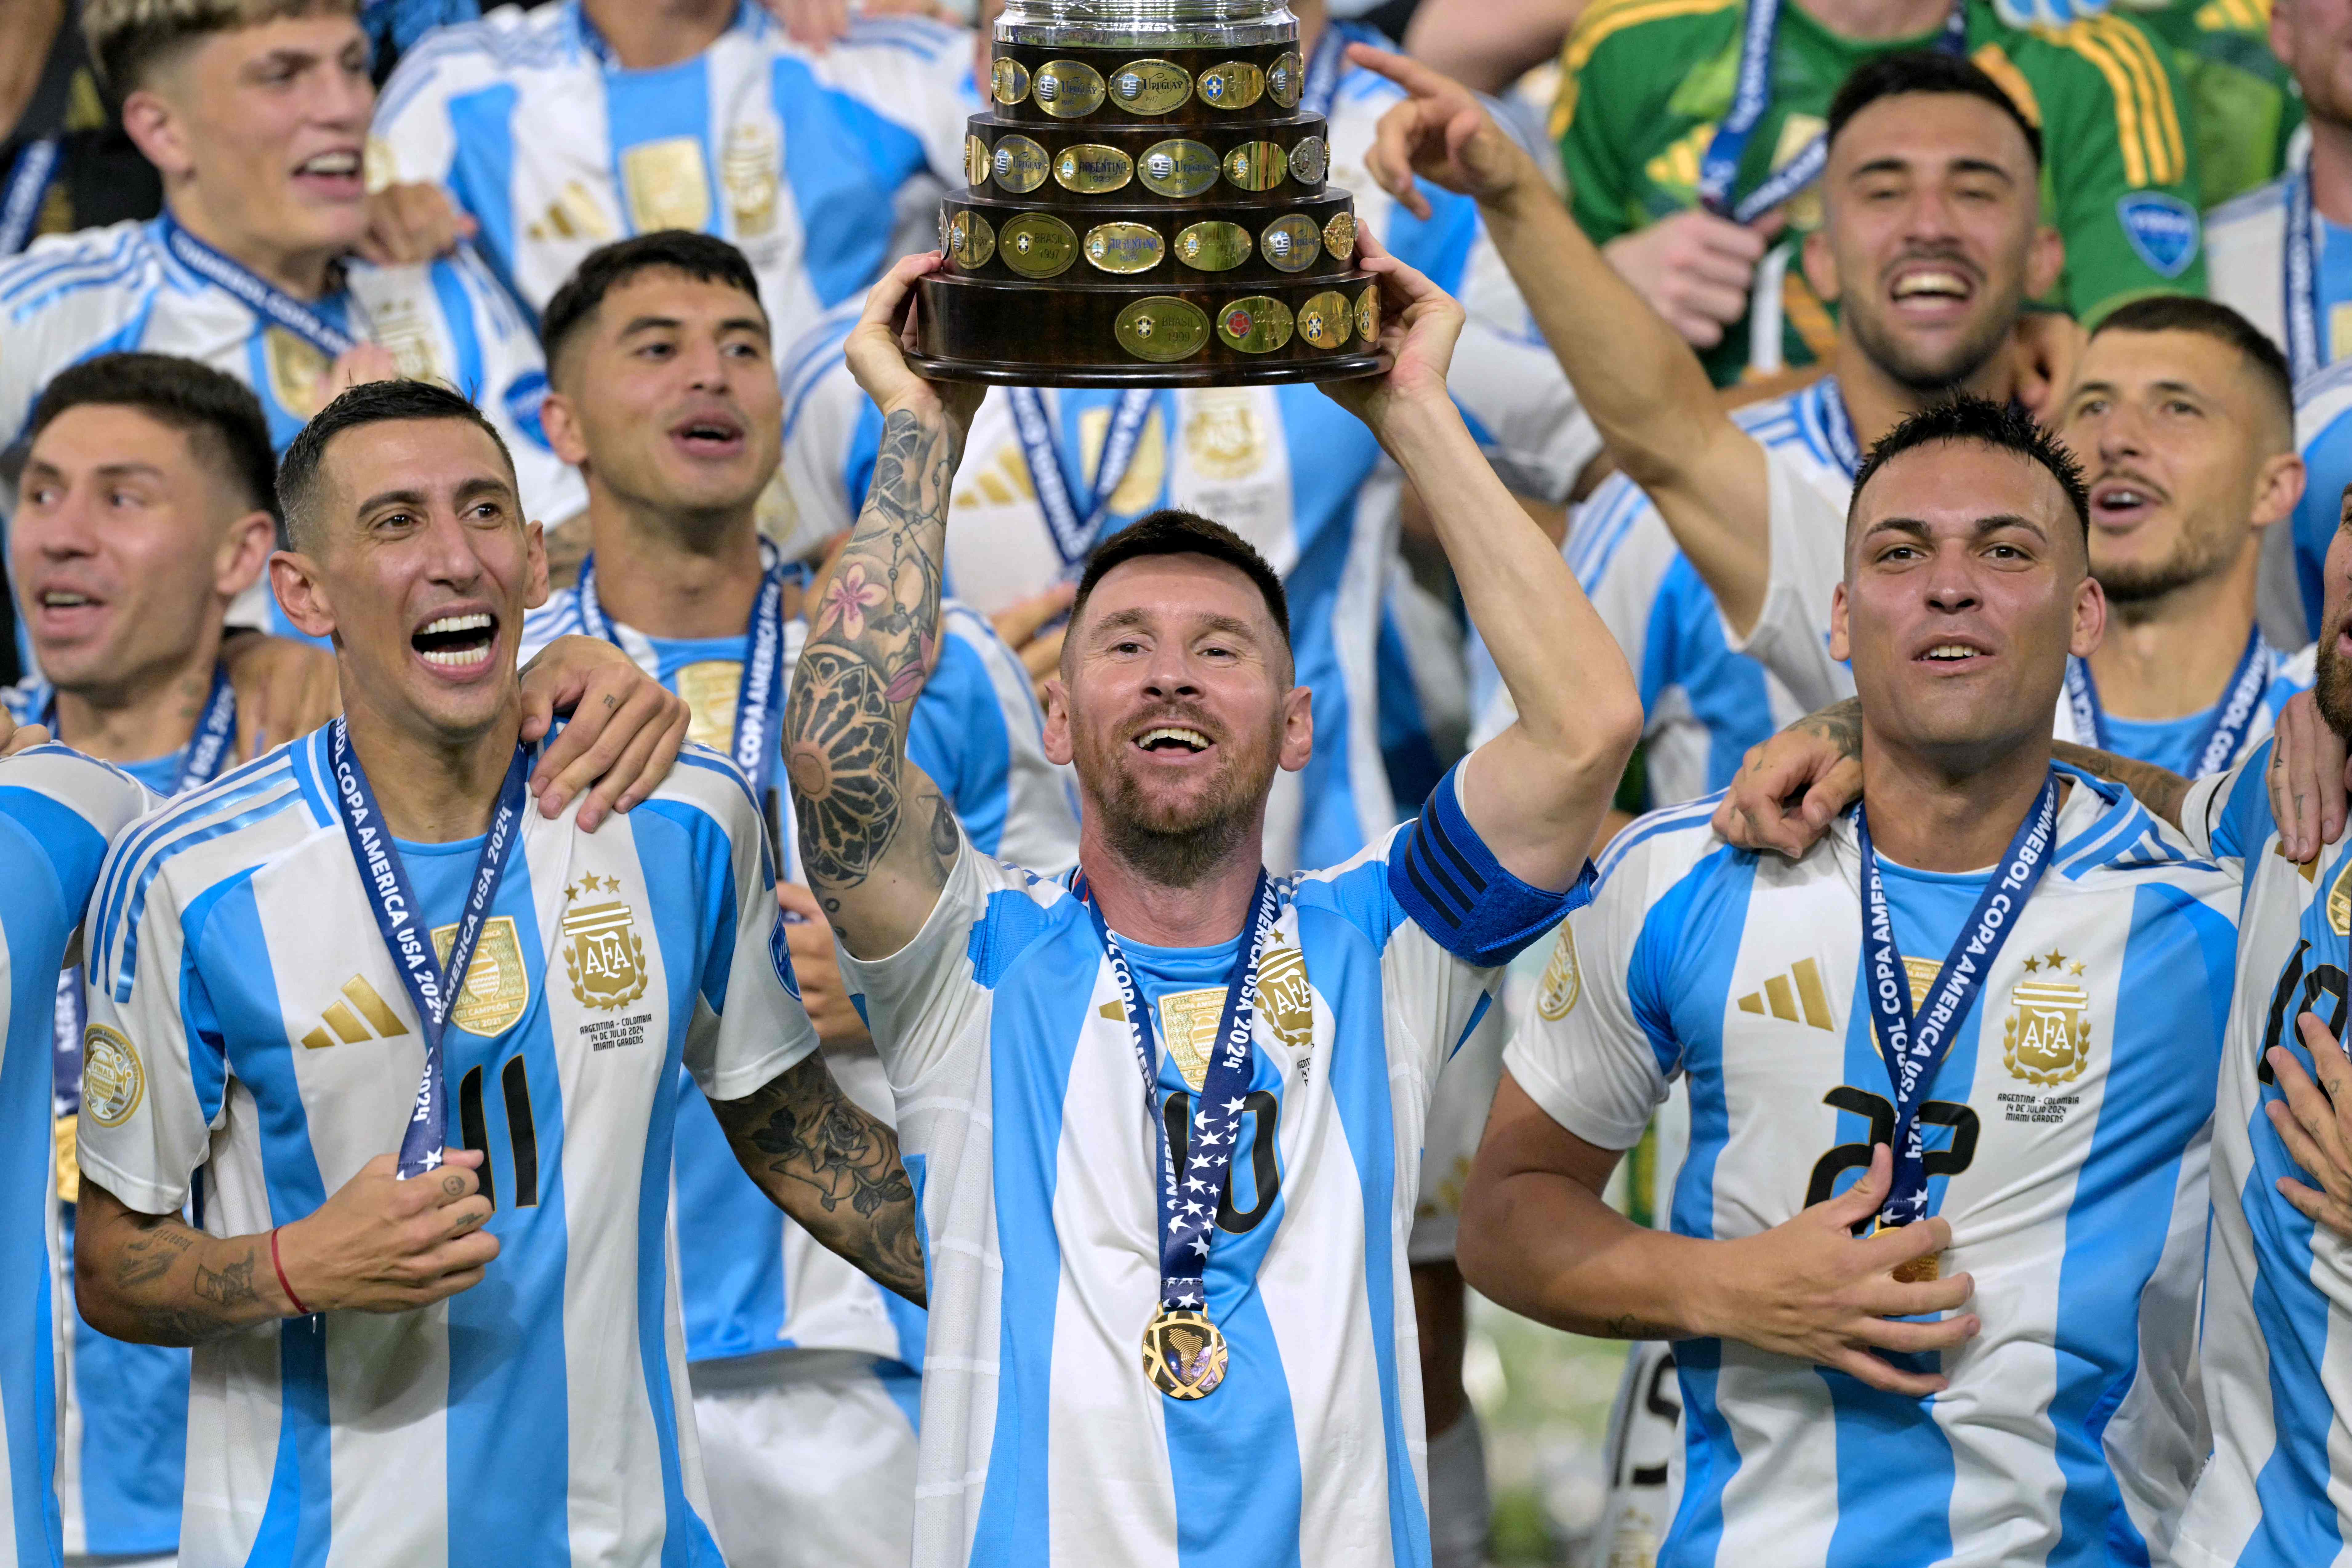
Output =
[
  {"x1": 2250, "y1": 451, "x2": 2308, "y2": 533},
  {"x1": 119, "y1": 88, "x2": 193, "y2": 179},
  {"x1": 539, "y1": 388, "x2": 591, "y2": 469},
  {"x1": 1801, "y1": 228, "x2": 1839, "y2": 305},
  {"x1": 523, "y1": 519, "x2": 551, "y2": 610},
  {"x1": 2070, "y1": 568, "x2": 2108, "y2": 660},
  {"x1": 2025, "y1": 225, "x2": 2065, "y2": 303},
  {"x1": 1278, "y1": 683, "x2": 1313, "y2": 774},
  {"x1": 1040, "y1": 675, "x2": 1072, "y2": 766},
  {"x1": 215, "y1": 509, "x2": 277, "y2": 599},
  {"x1": 1828, "y1": 579, "x2": 1852, "y2": 664},
  {"x1": 268, "y1": 550, "x2": 338, "y2": 641}
]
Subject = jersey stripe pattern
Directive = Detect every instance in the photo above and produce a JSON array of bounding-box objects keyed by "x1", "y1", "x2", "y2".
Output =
[
  {"x1": 2290, "y1": 359, "x2": 2352, "y2": 642},
  {"x1": 840, "y1": 763, "x2": 1585, "y2": 1567},
  {"x1": 517, "y1": 589, "x2": 1074, "y2": 1377},
  {"x1": 372, "y1": 0, "x2": 969, "y2": 337},
  {"x1": 2174, "y1": 744, "x2": 2352, "y2": 1567},
  {"x1": 74, "y1": 727, "x2": 816, "y2": 1568},
  {"x1": 0, "y1": 747, "x2": 150, "y2": 1568},
  {"x1": 1509, "y1": 770, "x2": 2240, "y2": 1566}
]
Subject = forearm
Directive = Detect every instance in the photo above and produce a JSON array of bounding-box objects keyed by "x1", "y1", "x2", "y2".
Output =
[
  {"x1": 711, "y1": 1054, "x2": 927, "y2": 1305},
  {"x1": 1458, "y1": 1168, "x2": 1717, "y2": 1340},
  {"x1": 75, "y1": 1189, "x2": 295, "y2": 1346},
  {"x1": 2051, "y1": 741, "x2": 2189, "y2": 829}
]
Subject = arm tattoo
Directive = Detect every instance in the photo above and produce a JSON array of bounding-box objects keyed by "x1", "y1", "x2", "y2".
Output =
[
  {"x1": 784, "y1": 407, "x2": 957, "y2": 896},
  {"x1": 1795, "y1": 698, "x2": 1863, "y2": 761},
  {"x1": 97, "y1": 1211, "x2": 277, "y2": 1346},
  {"x1": 1604, "y1": 1313, "x2": 1679, "y2": 1341},
  {"x1": 711, "y1": 1053, "x2": 927, "y2": 1305},
  {"x1": 2051, "y1": 741, "x2": 2190, "y2": 829}
]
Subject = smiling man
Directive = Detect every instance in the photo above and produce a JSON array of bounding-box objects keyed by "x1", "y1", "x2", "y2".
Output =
[
  {"x1": 66, "y1": 377, "x2": 923, "y2": 1568},
  {"x1": 1476, "y1": 396, "x2": 2240, "y2": 1566}
]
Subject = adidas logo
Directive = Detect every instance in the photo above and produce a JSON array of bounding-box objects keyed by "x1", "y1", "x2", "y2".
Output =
[
  {"x1": 301, "y1": 978, "x2": 410, "y2": 1051},
  {"x1": 1735, "y1": 958, "x2": 1835, "y2": 1031}
]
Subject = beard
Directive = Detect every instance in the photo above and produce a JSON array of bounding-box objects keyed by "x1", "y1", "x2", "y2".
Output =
[
  {"x1": 2095, "y1": 518, "x2": 2238, "y2": 605},
  {"x1": 2318, "y1": 629, "x2": 2352, "y2": 741},
  {"x1": 1844, "y1": 267, "x2": 2018, "y2": 396},
  {"x1": 1079, "y1": 711, "x2": 1281, "y2": 887}
]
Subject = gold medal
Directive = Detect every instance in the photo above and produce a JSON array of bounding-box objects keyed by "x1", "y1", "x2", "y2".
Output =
[
  {"x1": 1142, "y1": 1306, "x2": 1229, "y2": 1398},
  {"x1": 1174, "y1": 219, "x2": 1252, "y2": 271},
  {"x1": 1083, "y1": 221, "x2": 1164, "y2": 274},
  {"x1": 1110, "y1": 58, "x2": 1192, "y2": 113},
  {"x1": 1260, "y1": 214, "x2": 1321, "y2": 273},
  {"x1": 1196, "y1": 60, "x2": 1266, "y2": 111},
  {"x1": 1223, "y1": 141, "x2": 1287, "y2": 192},
  {"x1": 1266, "y1": 50, "x2": 1305, "y2": 108},
  {"x1": 1115, "y1": 296, "x2": 1211, "y2": 362},
  {"x1": 999, "y1": 212, "x2": 1078, "y2": 278},
  {"x1": 991, "y1": 56, "x2": 1031, "y2": 105},
  {"x1": 964, "y1": 133, "x2": 990, "y2": 187},
  {"x1": 1322, "y1": 210, "x2": 1357, "y2": 262},
  {"x1": 1288, "y1": 134, "x2": 1329, "y2": 186},
  {"x1": 947, "y1": 208, "x2": 995, "y2": 268},
  {"x1": 1054, "y1": 143, "x2": 1134, "y2": 194},
  {"x1": 992, "y1": 135, "x2": 1049, "y2": 193},
  {"x1": 1355, "y1": 284, "x2": 1380, "y2": 344},
  {"x1": 1033, "y1": 59, "x2": 1108, "y2": 118},
  {"x1": 1216, "y1": 295, "x2": 1293, "y2": 354},
  {"x1": 1138, "y1": 139, "x2": 1220, "y2": 198},
  {"x1": 1297, "y1": 290, "x2": 1353, "y2": 349}
]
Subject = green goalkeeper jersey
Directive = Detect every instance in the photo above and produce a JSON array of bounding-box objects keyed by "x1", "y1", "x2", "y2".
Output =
[
  {"x1": 2131, "y1": 0, "x2": 2299, "y2": 211},
  {"x1": 1555, "y1": 0, "x2": 2206, "y2": 385}
]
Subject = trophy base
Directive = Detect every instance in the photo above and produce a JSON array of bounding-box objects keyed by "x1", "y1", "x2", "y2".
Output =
[{"x1": 905, "y1": 350, "x2": 1389, "y2": 387}]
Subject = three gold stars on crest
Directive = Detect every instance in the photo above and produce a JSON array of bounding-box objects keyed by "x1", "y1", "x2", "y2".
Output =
[
  {"x1": 2022, "y1": 949, "x2": 2086, "y2": 977},
  {"x1": 565, "y1": 874, "x2": 622, "y2": 902}
]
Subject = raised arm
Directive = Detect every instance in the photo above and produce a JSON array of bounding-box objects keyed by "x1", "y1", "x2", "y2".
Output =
[
  {"x1": 1347, "y1": 45, "x2": 1777, "y2": 637},
  {"x1": 1327, "y1": 234, "x2": 1640, "y2": 889},
  {"x1": 782, "y1": 253, "x2": 983, "y2": 960}
]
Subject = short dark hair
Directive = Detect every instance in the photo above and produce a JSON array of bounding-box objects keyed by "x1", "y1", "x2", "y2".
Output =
[
  {"x1": 277, "y1": 378, "x2": 516, "y2": 552},
  {"x1": 539, "y1": 231, "x2": 768, "y2": 384},
  {"x1": 1850, "y1": 394, "x2": 2090, "y2": 540},
  {"x1": 2090, "y1": 293, "x2": 2295, "y2": 432},
  {"x1": 82, "y1": 0, "x2": 359, "y2": 96},
  {"x1": 24, "y1": 352, "x2": 277, "y2": 521},
  {"x1": 1827, "y1": 51, "x2": 2044, "y2": 170},
  {"x1": 1073, "y1": 510, "x2": 1291, "y2": 645}
]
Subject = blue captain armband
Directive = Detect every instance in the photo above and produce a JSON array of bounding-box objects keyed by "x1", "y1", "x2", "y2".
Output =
[{"x1": 1389, "y1": 763, "x2": 1595, "y2": 967}]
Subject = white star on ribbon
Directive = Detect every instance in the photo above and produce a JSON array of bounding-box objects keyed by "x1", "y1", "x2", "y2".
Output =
[
  {"x1": 1190, "y1": 1238, "x2": 1211, "y2": 1256},
  {"x1": 1224, "y1": 1098, "x2": 1247, "y2": 1113},
  {"x1": 422, "y1": 1148, "x2": 444, "y2": 1170}
]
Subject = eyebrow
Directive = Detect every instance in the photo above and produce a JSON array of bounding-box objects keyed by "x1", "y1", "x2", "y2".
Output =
[
  {"x1": 352, "y1": 476, "x2": 516, "y2": 518},
  {"x1": 616, "y1": 314, "x2": 771, "y2": 343},
  {"x1": 22, "y1": 459, "x2": 167, "y2": 484},
  {"x1": 1092, "y1": 606, "x2": 1262, "y2": 641},
  {"x1": 1863, "y1": 512, "x2": 2049, "y2": 543},
  {"x1": 1847, "y1": 155, "x2": 2015, "y2": 183}
]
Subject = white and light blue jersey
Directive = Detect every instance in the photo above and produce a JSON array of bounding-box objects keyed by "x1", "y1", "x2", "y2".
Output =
[
  {"x1": 2049, "y1": 641, "x2": 2313, "y2": 775},
  {"x1": 372, "y1": 0, "x2": 969, "y2": 342},
  {"x1": 1510, "y1": 770, "x2": 2239, "y2": 1567},
  {"x1": 75, "y1": 726, "x2": 818, "y2": 1568},
  {"x1": 2289, "y1": 357, "x2": 2352, "y2": 641},
  {"x1": 2204, "y1": 172, "x2": 2352, "y2": 371},
  {"x1": 843, "y1": 761, "x2": 1588, "y2": 1567},
  {"x1": 2174, "y1": 745, "x2": 2352, "y2": 1567},
  {"x1": 0, "y1": 746, "x2": 150, "y2": 1568}
]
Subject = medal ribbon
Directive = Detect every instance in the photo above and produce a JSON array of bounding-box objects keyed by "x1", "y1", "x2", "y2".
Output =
[
  {"x1": 327, "y1": 716, "x2": 529, "y2": 1179},
  {"x1": 159, "y1": 213, "x2": 358, "y2": 357},
  {"x1": 2063, "y1": 627, "x2": 2272, "y2": 776},
  {"x1": 1817, "y1": 376, "x2": 1861, "y2": 480},
  {"x1": 1008, "y1": 387, "x2": 1158, "y2": 572},
  {"x1": 2287, "y1": 160, "x2": 2325, "y2": 383},
  {"x1": 575, "y1": 543, "x2": 793, "y2": 802},
  {"x1": 0, "y1": 138, "x2": 61, "y2": 257},
  {"x1": 1698, "y1": 0, "x2": 1965, "y2": 226},
  {"x1": 50, "y1": 666, "x2": 239, "y2": 1122},
  {"x1": 1855, "y1": 771, "x2": 2058, "y2": 1227},
  {"x1": 1080, "y1": 869, "x2": 1278, "y2": 1311}
]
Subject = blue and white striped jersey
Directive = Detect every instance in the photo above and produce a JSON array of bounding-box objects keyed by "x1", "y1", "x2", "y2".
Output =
[
  {"x1": 842, "y1": 762, "x2": 1587, "y2": 1568},
  {"x1": 0, "y1": 219, "x2": 582, "y2": 522},
  {"x1": 518, "y1": 585, "x2": 1075, "y2": 1373},
  {"x1": 74, "y1": 726, "x2": 818, "y2": 1568},
  {"x1": 2289, "y1": 358, "x2": 2352, "y2": 641},
  {"x1": 371, "y1": 0, "x2": 969, "y2": 341},
  {"x1": 1508, "y1": 771, "x2": 2239, "y2": 1567},
  {"x1": 0, "y1": 746, "x2": 150, "y2": 1568},
  {"x1": 2174, "y1": 744, "x2": 2352, "y2": 1567}
]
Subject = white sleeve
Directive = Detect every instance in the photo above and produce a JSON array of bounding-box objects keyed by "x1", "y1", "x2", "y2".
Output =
[
  {"x1": 813, "y1": 24, "x2": 981, "y2": 185},
  {"x1": 1443, "y1": 239, "x2": 1601, "y2": 505},
  {"x1": 2179, "y1": 750, "x2": 2268, "y2": 866},
  {"x1": 0, "y1": 227, "x2": 146, "y2": 444},
  {"x1": 1502, "y1": 837, "x2": 1679, "y2": 1154},
  {"x1": 774, "y1": 341, "x2": 872, "y2": 561},
  {"x1": 836, "y1": 837, "x2": 1030, "y2": 1090},
  {"x1": 368, "y1": 24, "x2": 502, "y2": 193},
  {"x1": 1722, "y1": 446, "x2": 1855, "y2": 713},
  {"x1": 683, "y1": 766, "x2": 823, "y2": 1100},
  {"x1": 455, "y1": 248, "x2": 587, "y2": 526}
]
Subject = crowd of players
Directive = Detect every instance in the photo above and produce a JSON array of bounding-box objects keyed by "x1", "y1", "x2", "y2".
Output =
[{"x1": 7, "y1": 0, "x2": 2352, "y2": 1564}]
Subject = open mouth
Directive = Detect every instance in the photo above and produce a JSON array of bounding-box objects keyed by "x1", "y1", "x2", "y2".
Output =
[
  {"x1": 671, "y1": 413, "x2": 747, "y2": 457},
  {"x1": 1917, "y1": 640, "x2": 1991, "y2": 668},
  {"x1": 2089, "y1": 477, "x2": 2164, "y2": 529},
  {"x1": 1887, "y1": 262, "x2": 1976, "y2": 314},
  {"x1": 30, "y1": 586, "x2": 107, "y2": 634},
  {"x1": 411, "y1": 611, "x2": 498, "y2": 673},
  {"x1": 291, "y1": 148, "x2": 364, "y2": 197},
  {"x1": 1133, "y1": 725, "x2": 1213, "y2": 755}
]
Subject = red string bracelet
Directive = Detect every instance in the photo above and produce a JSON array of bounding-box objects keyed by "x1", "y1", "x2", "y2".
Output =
[{"x1": 269, "y1": 1227, "x2": 312, "y2": 1316}]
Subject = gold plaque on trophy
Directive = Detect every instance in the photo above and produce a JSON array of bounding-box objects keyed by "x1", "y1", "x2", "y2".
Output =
[
  {"x1": 1117, "y1": 296, "x2": 1212, "y2": 362},
  {"x1": 965, "y1": 133, "x2": 991, "y2": 186},
  {"x1": 1034, "y1": 58, "x2": 1108, "y2": 117},
  {"x1": 948, "y1": 209, "x2": 996, "y2": 267},
  {"x1": 1110, "y1": 58, "x2": 1193, "y2": 113},
  {"x1": 1355, "y1": 284, "x2": 1380, "y2": 344},
  {"x1": 1197, "y1": 60, "x2": 1266, "y2": 110},
  {"x1": 1267, "y1": 50, "x2": 1304, "y2": 107},
  {"x1": 1055, "y1": 144, "x2": 1135, "y2": 193},
  {"x1": 1261, "y1": 214, "x2": 1320, "y2": 272},
  {"x1": 1001, "y1": 212, "x2": 1079, "y2": 277},
  {"x1": 1085, "y1": 221, "x2": 1166, "y2": 273},
  {"x1": 1288, "y1": 134, "x2": 1328, "y2": 185},
  {"x1": 1139, "y1": 139, "x2": 1220, "y2": 197},
  {"x1": 1223, "y1": 141, "x2": 1287, "y2": 191},
  {"x1": 993, "y1": 56, "x2": 1032, "y2": 104},
  {"x1": 1175, "y1": 220, "x2": 1252, "y2": 270},
  {"x1": 1297, "y1": 290, "x2": 1352, "y2": 348},
  {"x1": 1216, "y1": 296, "x2": 1292, "y2": 353},
  {"x1": 1322, "y1": 211, "x2": 1357, "y2": 261},
  {"x1": 993, "y1": 135, "x2": 1049, "y2": 193}
]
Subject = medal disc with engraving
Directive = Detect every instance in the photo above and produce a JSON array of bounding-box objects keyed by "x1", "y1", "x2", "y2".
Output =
[
  {"x1": 1142, "y1": 1307, "x2": 1229, "y2": 1398},
  {"x1": 1297, "y1": 290, "x2": 1353, "y2": 348},
  {"x1": 1356, "y1": 284, "x2": 1381, "y2": 344},
  {"x1": 1288, "y1": 134, "x2": 1328, "y2": 186},
  {"x1": 947, "y1": 208, "x2": 995, "y2": 268},
  {"x1": 1033, "y1": 59, "x2": 1108, "y2": 118},
  {"x1": 1084, "y1": 221, "x2": 1164, "y2": 274},
  {"x1": 1266, "y1": 50, "x2": 1305, "y2": 108},
  {"x1": 1138, "y1": 139, "x2": 1219, "y2": 198},
  {"x1": 1000, "y1": 212, "x2": 1078, "y2": 278},
  {"x1": 991, "y1": 56, "x2": 1030, "y2": 105},
  {"x1": 1196, "y1": 60, "x2": 1266, "y2": 111},
  {"x1": 1174, "y1": 219, "x2": 1252, "y2": 271},
  {"x1": 992, "y1": 135, "x2": 1048, "y2": 193},
  {"x1": 1116, "y1": 296, "x2": 1210, "y2": 362},
  {"x1": 1110, "y1": 58, "x2": 1192, "y2": 113},
  {"x1": 1322, "y1": 210, "x2": 1357, "y2": 262},
  {"x1": 1054, "y1": 144, "x2": 1133, "y2": 194},
  {"x1": 1223, "y1": 141, "x2": 1287, "y2": 192},
  {"x1": 1216, "y1": 295, "x2": 1293, "y2": 353},
  {"x1": 1261, "y1": 214, "x2": 1321, "y2": 272},
  {"x1": 964, "y1": 133, "x2": 990, "y2": 187}
]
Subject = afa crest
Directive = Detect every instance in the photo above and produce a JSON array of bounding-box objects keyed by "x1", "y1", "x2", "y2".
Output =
[
  {"x1": 562, "y1": 877, "x2": 648, "y2": 1012},
  {"x1": 2004, "y1": 951, "x2": 2094, "y2": 1088},
  {"x1": 2329, "y1": 857, "x2": 2352, "y2": 937},
  {"x1": 1255, "y1": 931, "x2": 1315, "y2": 1054}
]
